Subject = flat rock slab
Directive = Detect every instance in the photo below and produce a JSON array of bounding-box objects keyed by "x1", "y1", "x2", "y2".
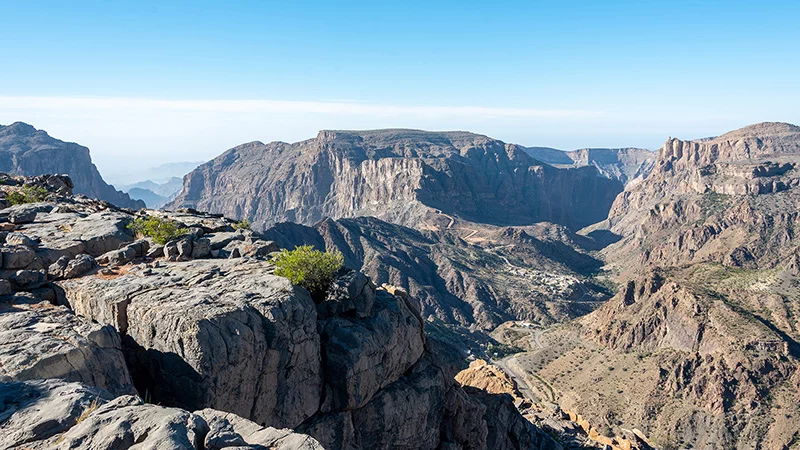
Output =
[
  {"x1": 61, "y1": 258, "x2": 321, "y2": 428},
  {"x1": 0, "y1": 300, "x2": 134, "y2": 396},
  {"x1": 0, "y1": 379, "x2": 113, "y2": 450}
]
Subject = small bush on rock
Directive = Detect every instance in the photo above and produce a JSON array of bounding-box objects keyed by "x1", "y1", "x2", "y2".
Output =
[
  {"x1": 6, "y1": 185, "x2": 49, "y2": 205},
  {"x1": 232, "y1": 218, "x2": 251, "y2": 230},
  {"x1": 271, "y1": 245, "x2": 344, "y2": 301},
  {"x1": 128, "y1": 216, "x2": 187, "y2": 245}
]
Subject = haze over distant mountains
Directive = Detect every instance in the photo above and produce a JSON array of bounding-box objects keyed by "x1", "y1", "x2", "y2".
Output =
[{"x1": 0, "y1": 122, "x2": 143, "y2": 209}]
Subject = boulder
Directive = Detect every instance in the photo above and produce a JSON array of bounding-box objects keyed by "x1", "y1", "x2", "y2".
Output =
[
  {"x1": 198, "y1": 409, "x2": 324, "y2": 450},
  {"x1": 10, "y1": 269, "x2": 46, "y2": 289},
  {"x1": 319, "y1": 289, "x2": 424, "y2": 412},
  {"x1": 61, "y1": 258, "x2": 322, "y2": 428},
  {"x1": 55, "y1": 395, "x2": 209, "y2": 450},
  {"x1": 207, "y1": 231, "x2": 245, "y2": 250},
  {"x1": 0, "y1": 300, "x2": 134, "y2": 395},
  {"x1": 0, "y1": 380, "x2": 114, "y2": 449},
  {"x1": 50, "y1": 254, "x2": 96, "y2": 280},
  {"x1": 317, "y1": 268, "x2": 376, "y2": 319},
  {"x1": 97, "y1": 239, "x2": 149, "y2": 266},
  {"x1": 0, "y1": 279, "x2": 11, "y2": 296},
  {"x1": 1, "y1": 245, "x2": 36, "y2": 269},
  {"x1": 191, "y1": 237, "x2": 211, "y2": 259},
  {"x1": 5, "y1": 232, "x2": 39, "y2": 247}
]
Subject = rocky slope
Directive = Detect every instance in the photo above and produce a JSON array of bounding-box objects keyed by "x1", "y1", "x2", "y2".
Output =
[
  {"x1": 262, "y1": 216, "x2": 609, "y2": 332},
  {"x1": 167, "y1": 129, "x2": 622, "y2": 230},
  {"x1": 0, "y1": 122, "x2": 144, "y2": 210},
  {"x1": 0, "y1": 173, "x2": 559, "y2": 450},
  {"x1": 601, "y1": 122, "x2": 800, "y2": 274},
  {"x1": 496, "y1": 123, "x2": 800, "y2": 450},
  {"x1": 523, "y1": 146, "x2": 656, "y2": 187}
]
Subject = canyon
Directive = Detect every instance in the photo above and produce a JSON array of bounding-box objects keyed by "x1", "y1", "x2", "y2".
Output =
[{"x1": 2, "y1": 122, "x2": 800, "y2": 449}]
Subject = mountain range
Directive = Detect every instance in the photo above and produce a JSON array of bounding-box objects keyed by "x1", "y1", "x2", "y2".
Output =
[{"x1": 2, "y1": 121, "x2": 800, "y2": 449}]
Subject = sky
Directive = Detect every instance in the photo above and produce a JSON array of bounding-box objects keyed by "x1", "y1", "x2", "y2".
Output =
[{"x1": 1, "y1": 0, "x2": 799, "y2": 180}]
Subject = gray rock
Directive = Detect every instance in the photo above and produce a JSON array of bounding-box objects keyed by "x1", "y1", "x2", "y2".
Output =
[
  {"x1": 319, "y1": 289, "x2": 424, "y2": 412},
  {"x1": 191, "y1": 237, "x2": 211, "y2": 259},
  {"x1": 62, "y1": 254, "x2": 95, "y2": 279},
  {"x1": 1, "y1": 245, "x2": 36, "y2": 269},
  {"x1": 318, "y1": 268, "x2": 376, "y2": 319},
  {"x1": 5, "y1": 232, "x2": 39, "y2": 247},
  {"x1": 62, "y1": 258, "x2": 322, "y2": 428},
  {"x1": 6, "y1": 204, "x2": 48, "y2": 224},
  {"x1": 10, "y1": 269, "x2": 46, "y2": 289},
  {"x1": 55, "y1": 395, "x2": 208, "y2": 450},
  {"x1": 66, "y1": 212, "x2": 134, "y2": 256},
  {"x1": 48, "y1": 255, "x2": 70, "y2": 278},
  {"x1": 176, "y1": 237, "x2": 193, "y2": 260},
  {"x1": 198, "y1": 409, "x2": 324, "y2": 450},
  {"x1": 146, "y1": 243, "x2": 165, "y2": 258},
  {"x1": 207, "y1": 232, "x2": 245, "y2": 250},
  {"x1": 0, "y1": 279, "x2": 11, "y2": 296},
  {"x1": 0, "y1": 301, "x2": 134, "y2": 395},
  {"x1": 0, "y1": 379, "x2": 114, "y2": 449}
]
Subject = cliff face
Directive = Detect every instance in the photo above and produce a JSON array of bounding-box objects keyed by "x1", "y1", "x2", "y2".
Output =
[
  {"x1": 0, "y1": 122, "x2": 144, "y2": 210},
  {"x1": 524, "y1": 146, "x2": 656, "y2": 187},
  {"x1": 0, "y1": 174, "x2": 558, "y2": 450},
  {"x1": 168, "y1": 129, "x2": 622, "y2": 230},
  {"x1": 501, "y1": 123, "x2": 800, "y2": 450},
  {"x1": 602, "y1": 122, "x2": 800, "y2": 274}
]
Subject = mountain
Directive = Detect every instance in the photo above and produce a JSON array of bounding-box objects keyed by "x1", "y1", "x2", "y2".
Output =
[
  {"x1": 263, "y1": 216, "x2": 610, "y2": 331},
  {"x1": 602, "y1": 121, "x2": 800, "y2": 273},
  {"x1": 496, "y1": 123, "x2": 800, "y2": 449},
  {"x1": 120, "y1": 177, "x2": 184, "y2": 198},
  {"x1": 524, "y1": 146, "x2": 656, "y2": 186},
  {"x1": 0, "y1": 122, "x2": 144, "y2": 209},
  {"x1": 167, "y1": 129, "x2": 623, "y2": 231},
  {"x1": 126, "y1": 187, "x2": 169, "y2": 208},
  {"x1": 0, "y1": 173, "x2": 558, "y2": 450},
  {"x1": 120, "y1": 177, "x2": 184, "y2": 208},
  {"x1": 105, "y1": 161, "x2": 204, "y2": 186}
]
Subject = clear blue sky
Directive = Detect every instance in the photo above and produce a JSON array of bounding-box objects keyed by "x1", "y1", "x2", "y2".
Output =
[{"x1": 1, "y1": 0, "x2": 799, "y2": 179}]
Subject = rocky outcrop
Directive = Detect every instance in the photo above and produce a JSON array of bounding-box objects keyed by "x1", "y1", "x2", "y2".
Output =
[
  {"x1": 168, "y1": 129, "x2": 622, "y2": 231},
  {"x1": 0, "y1": 379, "x2": 323, "y2": 450},
  {"x1": 62, "y1": 258, "x2": 323, "y2": 428},
  {"x1": 524, "y1": 146, "x2": 656, "y2": 187},
  {"x1": 0, "y1": 299, "x2": 134, "y2": 396},
  {"x1": 0, "y1": 174, "x2": 559, "y2": 450},
  {"x1": 0, "y1": 122, "x2": 144, "y2": 209}
]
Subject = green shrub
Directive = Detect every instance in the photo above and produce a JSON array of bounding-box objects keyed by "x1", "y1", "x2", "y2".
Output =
[
  {"x1": 6, "y1": 185, "x2": 49, "y2": 205},
  {"x1": 271, "y1": 245, "x2": 344, "y2": 301},
  {"x1": 128, "y1": 216, "x2": 187, "y2": 244},
  {"x1": 232, "y1": 218, "x2": 251, "y2": 230}
]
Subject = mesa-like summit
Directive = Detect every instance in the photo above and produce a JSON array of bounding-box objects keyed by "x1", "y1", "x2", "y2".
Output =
[{"x1": 1, "y1": 120, "x2": 800, "y2": 450}]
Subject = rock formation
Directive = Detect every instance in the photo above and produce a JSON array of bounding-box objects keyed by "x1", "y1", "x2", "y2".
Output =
[
  {"x1": 0, "y1": 122, "x2": 144, "y2": 209},
  {"x1": 262, "y1": 216, "x2": 609, "y2": 331},
  {"x1": 168, "y1": 129, "x2": 622, "y2": 231},
  {"x1": 523, "y1": 146, "x2": 656, "y2": 187},
  {"x1": 0, "y1": 173, "x2": 559, "y2": 450},
  {"x1": 506, "y1": 123, "x2": 800, "y2": 450}
]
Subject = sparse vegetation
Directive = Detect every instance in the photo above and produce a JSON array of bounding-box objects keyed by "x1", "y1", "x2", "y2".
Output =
[
  {"x1": 232, "y1": 218, "x2": 251, "y2": 230},
  {"x1": 128, "y1": 215, "x2": 188, "y2": 244},
  {"x1": 271, "y1": 245, "x2": 344, "y2": 301},
  {"x1": 6, "y1": 185, "x2": 49, "y2": 205}
]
